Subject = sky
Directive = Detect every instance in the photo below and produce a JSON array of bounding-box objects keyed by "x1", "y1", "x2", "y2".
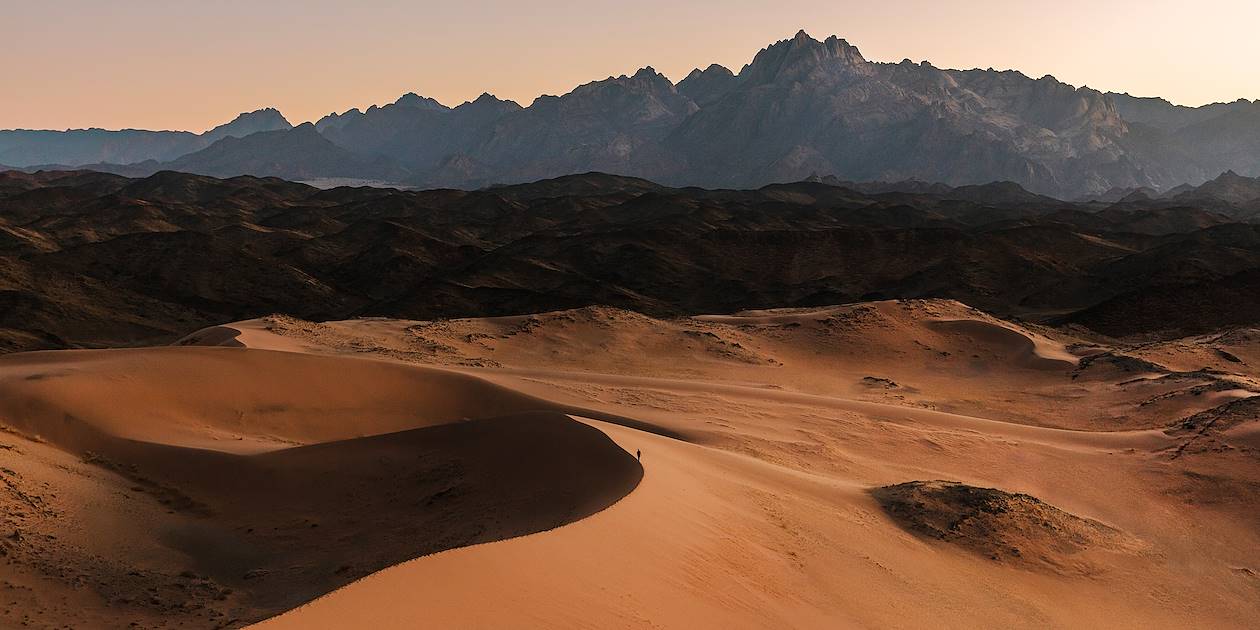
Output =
[{"x1": 3, "y1": 0, "x2": 1258, "y2": 132}]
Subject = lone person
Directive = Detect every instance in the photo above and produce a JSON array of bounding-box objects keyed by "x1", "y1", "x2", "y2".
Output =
[{"x1": 636, "y1": 449, "x2": 641, "y2": 461}]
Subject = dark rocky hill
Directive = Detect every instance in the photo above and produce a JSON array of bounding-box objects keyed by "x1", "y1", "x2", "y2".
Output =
[{"x1": 4, "y1": 169, "x2": 1260, "y2": 351}]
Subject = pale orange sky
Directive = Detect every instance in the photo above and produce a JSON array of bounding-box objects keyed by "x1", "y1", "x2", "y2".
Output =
[{"x1": 4, "y1": 0, "x2": 1258, "y2": 132}]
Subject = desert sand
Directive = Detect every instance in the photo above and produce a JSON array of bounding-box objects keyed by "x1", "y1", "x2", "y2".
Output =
[{"x1": 2, "y1": 299, "x2": 1259, "y2": 628}]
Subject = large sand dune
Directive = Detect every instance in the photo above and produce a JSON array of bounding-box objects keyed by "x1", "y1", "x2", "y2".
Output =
[
  {"x1": 2, "y1": 299, "x2": 1259, "y2": 627},
  {"x1": 0, "y1": 348, "x2": 641, "y2": 626}
]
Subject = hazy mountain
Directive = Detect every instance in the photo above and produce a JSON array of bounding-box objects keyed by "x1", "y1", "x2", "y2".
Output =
[
  {"x1": 300, "y1": 32, "x2": 1256, "y2": 197},
  {"x1": 1171, "y1": 170, "x2": 1260, "y2": 205},
  {"x1": 202, "y1": 107, "x2": 292, "y2": 142},
  {"x1": 1110, "y1": 93, "x2": 1260, "y2": 187},
  {"x1": 6, "y1": 32, "x2": 1260, "y2": 197},
  {"x1": 445, "y1": 67, "x2": 696, "y2": 187},
  {"x1": 1110, "y1": 93, "x2": 1260, "y2": 133},
  {"x1": 319, "y1": 93, "x2": 522, "y2": 179},
  {"x1": 1058, "y1": 171, "x2": 1260, "y2": 221},
  {"x1": 164, "y1": 123, "x2": 406, "y2": 182},
  {"x1": 0, "y1": 129, "x2": 199, "y2": 167},
  {"x1": 1079, "y1": 186, "x2": 1159, "y2": 203},
  {"x1": 0, "y1": 109, "x2": 291, "y2": 167},
  {"x1": 663, "y1": 33, "x2": 1140, "y2": 195}
]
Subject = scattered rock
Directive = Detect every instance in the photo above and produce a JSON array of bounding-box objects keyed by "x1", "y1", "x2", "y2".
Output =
[
  {"x1": 861, "y1": 376, "x2": 900, "y2": 389},
  {"x1": 872, "y1": 480, "x2": 1136, "y2": 574}
]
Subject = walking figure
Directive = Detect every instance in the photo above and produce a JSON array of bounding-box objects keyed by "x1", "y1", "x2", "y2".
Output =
[{"x1": 636, "y1": 449, "x2": 641, "y2": 461}]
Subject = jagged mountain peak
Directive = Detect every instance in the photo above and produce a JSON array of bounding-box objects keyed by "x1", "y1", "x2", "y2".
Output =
[
  {"x1": 202, "y1": 107, "x2": 292, "y2": 141},
  {"x1": 455, "y1": 93, "x2": 523, "y2": 114},
  {"x1": 609, "y1": 67, "x2": 676, "y2": 90},
  {"x1": 569, "y1": 67, "x2": 680, "y2": 99},
  {"x1": 738, "y1": 31, "x2": 869, "y2": 85},
  {"x1": 685, "y1": 63, "x2": 734, "y2": 80},
  {"x1": 313, "y1": 108, "x2": 366, "y2": 133},
  {"x1": 233, "y1": 107, "x2": 287, "y2": 122},
  {"x1": 394, "y1": 92, "x2": 449, "y2": 111},
  {"x1": 678, "y1": 64, "x2": 738, "y2": 107}
]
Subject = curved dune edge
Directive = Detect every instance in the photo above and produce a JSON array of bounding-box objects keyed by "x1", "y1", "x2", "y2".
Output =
[
  {"x1": 250, "y1": 416, "x2": 847, "y2": 630},
  {"x1": 252, "y1": 415, "x2": 1242, "y2": 630},
  {"x1": 927, "y1": 318, "x2": 1081, "y2": 369},
  {"x1": 0, "y1": 347, "x2": 645, "y2": 627}
]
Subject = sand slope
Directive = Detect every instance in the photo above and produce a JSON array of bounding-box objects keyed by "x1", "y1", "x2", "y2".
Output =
[
  {"x1": 0, "y1": 348, "x2": 641, "y2": 627},
  {"x1": 3, "y1": 298, "x2": 1260, "y2": 628},
  {"x1": 237, "y1": 300, "x2": 1259, "y2": 629},
  {"x1": 260, "y1": 414, "x2": 1257, "y2": 629},
  {"x1": 208, "y1": 299, "x2": 1258, "y2": 431}
]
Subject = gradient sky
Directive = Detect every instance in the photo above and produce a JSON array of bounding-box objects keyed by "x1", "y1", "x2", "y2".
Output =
[{"x1": 4, "y1": 0, "x2": 1258, "y2": 132}]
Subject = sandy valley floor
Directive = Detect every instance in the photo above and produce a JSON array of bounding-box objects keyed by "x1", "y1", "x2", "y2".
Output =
[{"x1": 1, "y1": 299, "x2": 1258, "y2": 628}]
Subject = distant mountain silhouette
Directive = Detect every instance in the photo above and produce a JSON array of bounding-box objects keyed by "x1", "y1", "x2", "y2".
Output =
[
  {"x1": 165, "y1": 123, "x2": 406, "y2": 181},
  {"x1": 4, "y1": 32, "x2": 1260, "y2": 197},
  {"x1": 0, "y1": 108, "x2": 291, "y2": 167},
  {"x1": 202, "y1": 108, "x2": 292, "y2": 143},
  {"x1": 1075, "y1": 171, "x2": 1260, "y2": 221},
  {"x1": 1111, "y1": 93, "x2": 1260, "y2": 188}
]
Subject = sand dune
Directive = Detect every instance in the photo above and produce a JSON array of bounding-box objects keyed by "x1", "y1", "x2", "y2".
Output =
[
  {"x1": 205, "y1": 299, "x2": 1255, "y2": 431},
  {"x1": 926, "y1": 318, "x2": 1080, "y2": 370},
  {"x1": 259, "y1": 414, "x2": 1255, "y2": 629},
  {"x1": 0, "y1": 348, "x2": 641, "y2": 627},
  {"x1": 0, "y1": 346, "x2": 560, "y2": 453},
  {"x1": 3, "y1": 299, "x2": 1260, "y2": 628}
]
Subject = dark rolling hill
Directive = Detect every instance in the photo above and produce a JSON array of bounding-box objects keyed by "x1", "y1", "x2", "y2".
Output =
[{"x1": 4, "y1": 168, "x2": 1260, "y2": 351}]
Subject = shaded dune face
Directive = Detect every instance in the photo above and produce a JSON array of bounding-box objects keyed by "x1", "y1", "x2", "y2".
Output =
[
  {"x1": 150, "y1": 413, "x2": 643, "y2": 618},
  {"x1": 926, "y1": 319, "x2": 1079, "y2": 371},
  {"x1": 0, "y1": 348, "x2": 642, "y2": 625}
]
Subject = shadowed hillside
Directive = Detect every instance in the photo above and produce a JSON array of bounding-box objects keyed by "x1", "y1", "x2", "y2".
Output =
[{"x1": 5, "y1": 169, "x2": 1260, "y2": 351}]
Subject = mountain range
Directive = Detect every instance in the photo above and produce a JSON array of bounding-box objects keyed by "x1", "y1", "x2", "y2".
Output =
[
  {"x1": 5, "y1": 167, "x2": 1260, "y2": 352},
  {"x1": 3, "y1": 32, "x2": 1260, "y2": 198},
  {"x1": 0, "y1": 108, "x2": 292, "y2": 167}
]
